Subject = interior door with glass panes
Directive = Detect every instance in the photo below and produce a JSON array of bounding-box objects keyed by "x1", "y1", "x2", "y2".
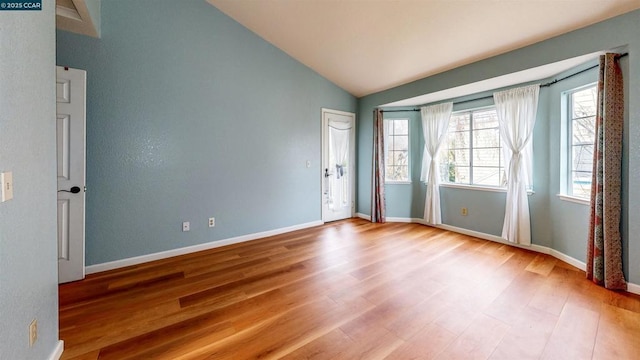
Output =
[{"x1": 321, "y1": 109, "x2": 355, "y2": 223}]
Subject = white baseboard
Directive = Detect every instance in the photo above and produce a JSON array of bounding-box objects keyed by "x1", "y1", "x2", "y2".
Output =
[
  {"x1": 86, "y1": 214, "x2": 640, "y2": 296},
  {"x1": 627, "y1": 282, "x2": 640, "y2": 296},
  {"x1": 48, "y1": 340, "x2": 64, "y2": 360},
  {"x1": 86, "y1": 220, "x2": 324, "y2": 274},
  {"x1": 442, "y1": 220, "x2": 640, "y2": 294},
  {"x1": 356, "y1": 213, "x2": 371, "y2": 221},
  {"x1": 378, "y1": 217, "x2": 640, "y2": 294},
  {"x1": 436, "y1": 222, "x2": 586, "y2": 268},
  {"x1": 546, "y1": 248, "x2": 586, "y2": 271},
  {"x1": 378, "y1": 216, "x2": 588, "y2": 269},
  {"x1": 435, "y1": 222, "x2": 507, "y2": 243},
  {"x1": 386, "y1": 217, "x2": 414, "y2": 223}
]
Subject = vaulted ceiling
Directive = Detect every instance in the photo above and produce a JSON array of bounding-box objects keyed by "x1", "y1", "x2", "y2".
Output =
[{"x1": 208, "y1": 0, "x2": 640, "y2": 97}]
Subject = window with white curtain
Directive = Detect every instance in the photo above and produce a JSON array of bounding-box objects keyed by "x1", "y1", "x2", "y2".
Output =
[
  {"x1": 384, "y1": 119, "x2": 410, "y2": 182},
  {"x1": 440, "y1": 107, "x2": 505, "y2": 187},
  {"x1": 566, "y1": 84, "x2": 597, "y2": 199}
]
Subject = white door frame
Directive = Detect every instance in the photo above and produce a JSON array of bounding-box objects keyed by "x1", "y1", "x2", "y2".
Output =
[{"x1": 321, "y1": 108, "x2": 356, "y2": 223}]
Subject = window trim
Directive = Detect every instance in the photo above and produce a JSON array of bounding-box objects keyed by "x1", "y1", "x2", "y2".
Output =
[
  {"x1": 440, "y1": 182, "x2": 505, "y2": 193},
  {"x1": 440, "y1": 181, "x2": 535, "y2": 195},
  {"x1": 441, "y1": 106, "x2": 506, "y2": 189},
  {"x1": 564, "y1": 82, "x2": 597, "y2": 200},
  {"x1": 384, "y1": 118, "x2": 411, "y2": 184},
  {"x1": 385, "y1": 180, "x2": 412, "y2": 186},
  {"x1": 557, "y1": 193, "x2": 590, "y2": 205}
]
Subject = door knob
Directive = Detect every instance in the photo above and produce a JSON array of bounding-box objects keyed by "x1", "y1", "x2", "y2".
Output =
[{"x1": 58, "y1": 186, "x2": 82, "y2": 194}]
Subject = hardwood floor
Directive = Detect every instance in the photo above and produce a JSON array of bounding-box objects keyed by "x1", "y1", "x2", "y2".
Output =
[{"x1": 58, "y1": 219, "x2": 640, "y2": 359}]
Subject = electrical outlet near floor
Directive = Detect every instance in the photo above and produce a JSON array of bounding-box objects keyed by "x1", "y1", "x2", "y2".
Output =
[
  {"x1": 208, "y1": 217, "x2": 215, "y2": 228},
  {"x1": 182, "y1": 221, "x2": 190, "y2": 232},
  {"x1": 29, "y1": 319, "x2": 37, "y2": 347},
  {"x1": 461, "y1": 207, "x2": 468, "y2": 216}
]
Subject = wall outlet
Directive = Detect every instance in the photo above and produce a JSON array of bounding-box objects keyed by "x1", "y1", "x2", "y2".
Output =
[
  {"x1": 182, "y1": 221, "x2": 190, "y2": 232},
  {"x1": 208, "y1": 217, "x2": 215, "y2": 227},
  {"x1": 29, "y1": 319, "x2": 37, "y2": 347},
  {"x1": 461, "y1": 207, "x2": 468, "y2": 216}
]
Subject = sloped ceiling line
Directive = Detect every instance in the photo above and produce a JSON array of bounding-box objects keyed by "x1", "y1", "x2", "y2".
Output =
[{"x1": 208, "y1": 0, "x2": 640, "y2": 97}]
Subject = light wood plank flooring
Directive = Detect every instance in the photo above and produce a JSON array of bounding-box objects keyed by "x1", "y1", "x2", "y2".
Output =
[{"x1": 59, "y1": 219, "x2": 640, "y2": 359}]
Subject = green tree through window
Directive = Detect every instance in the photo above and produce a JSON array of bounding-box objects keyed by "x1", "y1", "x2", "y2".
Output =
[{"x1": 440, "y1": 108, "x2": 504, "y2": 187}]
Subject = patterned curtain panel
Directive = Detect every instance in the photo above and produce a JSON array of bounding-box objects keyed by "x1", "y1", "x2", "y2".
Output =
[
  {"x1": 587, "y1": 53, "x2": 626, "y2": 290},
  {"x1": 371, "y1": 109, "x2": 386, "y2": 223}
]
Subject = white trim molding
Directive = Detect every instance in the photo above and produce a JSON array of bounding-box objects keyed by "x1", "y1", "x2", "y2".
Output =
[
  {"x1": 356, "y1": 213, "x2": 371, "y2": 221},
  {"x1": 377, "y1": 216, "x2": 640, "y2": 295},
  {"x1": 440, "y1": 182, "x2": 507, "y2": 193},
  {"x1": 627, "y1": 282, "x2": 640, "y2": 296},
  {"x1": 345, "y1": 214, "x2": 639, "y2": 295},
  {"x1": 386, "y1": 217, "x2": 414, "y2": 223},
  {"x1": 48, "y1": 341, "x2": 64, "y2": 360},
  {"x1": 557, "y1": 194, "x2": 590, "y2": 205},
  {"x1": 86, "y1": 213, "x2": 640, "y2": 296},
  {"x1": 86, "y1": 221, "x2": 323, "y2": 274},
  {"x1": 440, "y1": 183, "x2": 535, "y2": 195},
  {"x1": 359, "y1": 215, "x2": 588, "y2": 268}
]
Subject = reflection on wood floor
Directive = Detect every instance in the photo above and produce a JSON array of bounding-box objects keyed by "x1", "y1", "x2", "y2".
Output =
[{"x1": 59, "y1": 219, "x2": 640, "y2": 359}]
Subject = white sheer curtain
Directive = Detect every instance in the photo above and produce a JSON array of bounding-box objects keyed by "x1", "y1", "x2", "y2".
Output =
[
  {"x1": 420, "y1": 102, "x2": 453, "y2": 225},
  {"x1": 328, "y1": 122, "x2": 350, "y2": 211},
  {"x1": 494, "y1": 84, "x2": 540, "y2": 245}
]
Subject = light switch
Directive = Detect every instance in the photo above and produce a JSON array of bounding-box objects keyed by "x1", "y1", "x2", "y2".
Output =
[{"x1": 1, "y1": 171, "x2": 13, "y2": 202}]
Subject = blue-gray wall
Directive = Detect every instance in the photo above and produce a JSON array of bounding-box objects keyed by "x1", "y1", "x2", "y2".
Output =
[
  {"x1": 56, "y1": 0, "x2": 356, "y2": 266},
  {"x1": 382, "y1": 90, "x2": 548, "y2": 243},
  {"x1": 0, "y1": 3, "x2": 59, "y2": 360},
  {"x1": 547, "y1": 63, "x2": 599, "y2": 261},
  {"x1": 85, "y1": 0, "x2": 101, "y2": 37},
  {"x1": 382, "y1": 110, "x2": 424, "y2": 218},
  {"x1": 358, "y1": 10, "x2": 640, "y2": 285}
]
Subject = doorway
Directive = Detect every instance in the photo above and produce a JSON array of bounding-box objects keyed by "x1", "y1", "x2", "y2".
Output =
[
  {"x1": 56, "y1": 66, "x2": 86, "y2": 284},
  {"x1": 321, "y1": 108, "x2": 356, "y2": 223}
]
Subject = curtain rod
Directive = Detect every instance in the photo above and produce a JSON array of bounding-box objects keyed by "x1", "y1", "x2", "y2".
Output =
[{"x1": 381, "y1": 52, "x2": 629, "y2": 112}]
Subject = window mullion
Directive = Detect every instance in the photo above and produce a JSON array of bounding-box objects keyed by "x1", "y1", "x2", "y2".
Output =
[
  {"x1": 469, "y1": 111, "x2": 474, "y2": 185},
  {"x1": 568, "y1": 95, "x2": 574, "y2": 196},
  {"x1": 565, "y1": 83, "x2": 596, "y2": 199},
  {"x1": 384, "y1": 118, "x2": 410, "y2": 183},
  {"x1": 446, "y1": 106, "x2": 501, "y2": 187},
  {"x1": 498, "y1": 126, "x2": 502, "y2": 184}
]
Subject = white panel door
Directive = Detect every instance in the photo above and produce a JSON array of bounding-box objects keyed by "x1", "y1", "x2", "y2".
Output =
[
  {"x1": 321, "y1": 109, "x2": 355, "y2": 223},
  {"x1": 57, "y1": 66, "x2": 86, "y2": 284}
]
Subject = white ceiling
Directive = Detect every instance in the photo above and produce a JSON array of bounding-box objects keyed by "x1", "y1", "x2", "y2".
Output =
[{"x1": 208, "y1": 0, "x2": 640, "y2": 98}]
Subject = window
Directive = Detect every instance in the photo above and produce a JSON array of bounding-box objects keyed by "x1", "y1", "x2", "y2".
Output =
[
  {"x1": 567, "y1": 84, "x2": 597, "y2": 199},
  {"x1": 440, "y1": 107, "x2": 504, "y2": 187},
  {"x1": 385, "y1": 119, "x2": 410, "y2": 182}
]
